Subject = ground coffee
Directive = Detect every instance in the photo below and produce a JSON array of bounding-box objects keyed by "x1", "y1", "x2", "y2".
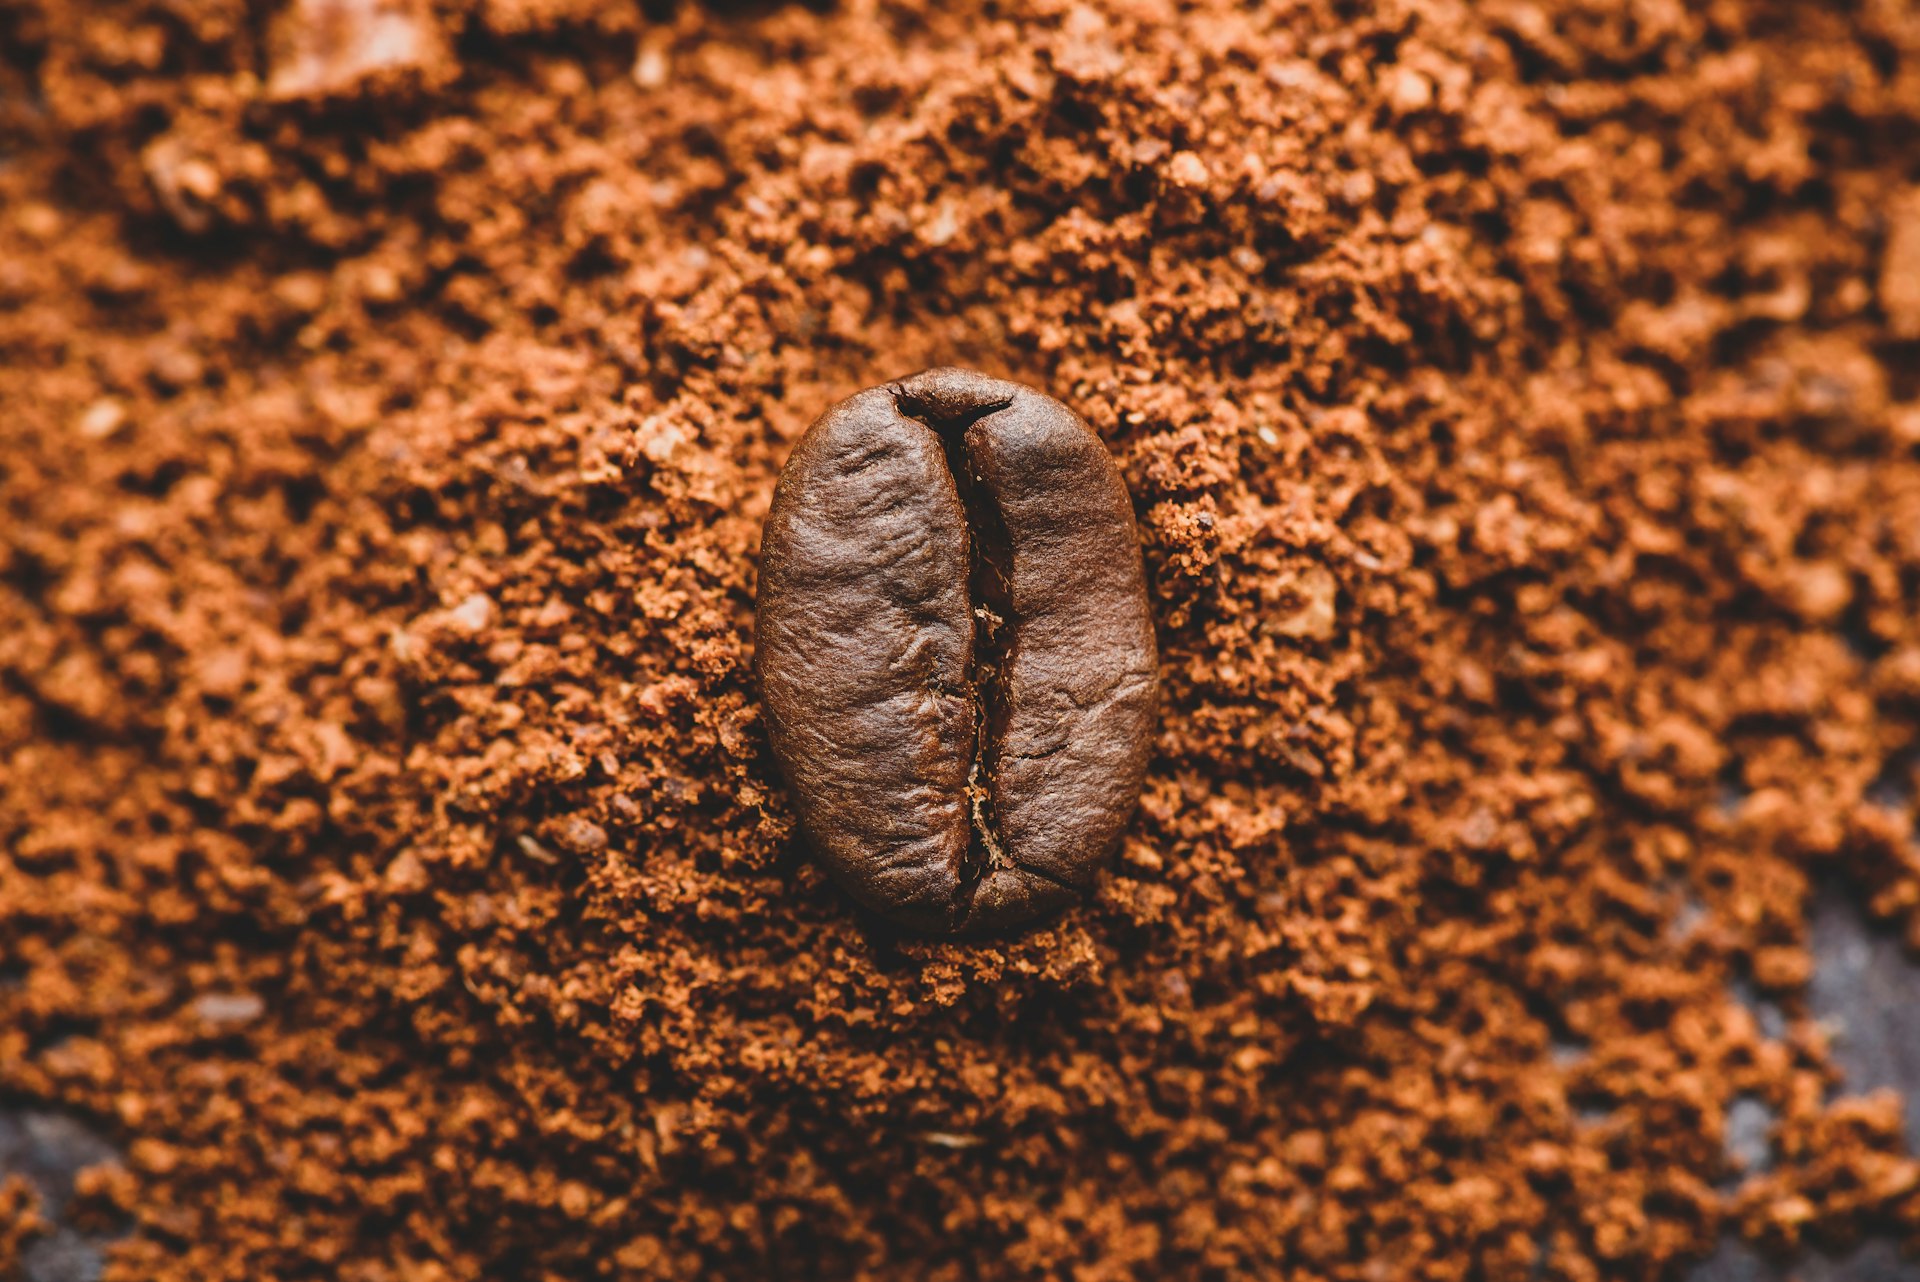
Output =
[{"x1": 4, "y1": 0, "x2": 1920, "y2": 1278}]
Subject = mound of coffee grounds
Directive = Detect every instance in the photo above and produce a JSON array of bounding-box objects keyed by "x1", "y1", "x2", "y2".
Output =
[{"x1": 5, "y1": 0, "x2": 1920, "y2": 1276}]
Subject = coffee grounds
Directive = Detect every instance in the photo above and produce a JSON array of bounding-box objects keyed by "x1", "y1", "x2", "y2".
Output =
[{"x1": 5, "y1": 0, "x2": 1920, "y2": 1276}]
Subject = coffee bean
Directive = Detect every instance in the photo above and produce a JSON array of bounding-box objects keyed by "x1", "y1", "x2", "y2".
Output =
[{"x1": 755, "y1": 368, "x2": 1158, "y2": 933}]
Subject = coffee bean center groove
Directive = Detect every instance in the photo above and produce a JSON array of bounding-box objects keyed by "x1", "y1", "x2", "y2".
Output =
[{"x1": 893, "y1": 390, "x2": 1019, "y2": 925}]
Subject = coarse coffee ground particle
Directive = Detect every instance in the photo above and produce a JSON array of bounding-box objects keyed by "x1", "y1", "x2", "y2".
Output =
[{"x1": 5, "y1": 0, "x2": 1920, "y2": 1277}]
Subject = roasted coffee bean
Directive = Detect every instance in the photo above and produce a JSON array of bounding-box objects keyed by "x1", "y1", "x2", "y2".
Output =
[{"x1": 755, "y1": 368, "x2": 1158, "y2": 933}]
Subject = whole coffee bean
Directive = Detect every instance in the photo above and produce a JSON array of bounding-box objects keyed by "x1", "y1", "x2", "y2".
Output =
[{"x1": 755, "y1": 368, "x2": 1158, "y2": 933}]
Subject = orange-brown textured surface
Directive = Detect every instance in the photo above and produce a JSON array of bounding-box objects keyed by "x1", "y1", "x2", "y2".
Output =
[{"x1": 5, "y1": 0, "x2": 1920, "y2": 1278}]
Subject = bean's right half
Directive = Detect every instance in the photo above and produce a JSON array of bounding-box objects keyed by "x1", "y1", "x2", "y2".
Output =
[{"x1": 754, "y1": 368, "x2": 1159, "y2": 934}]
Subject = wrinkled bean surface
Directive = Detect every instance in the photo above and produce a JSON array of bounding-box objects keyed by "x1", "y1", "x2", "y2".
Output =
[{"x1": 755, "y1": 368, "x2": 1158, "y2": 933}]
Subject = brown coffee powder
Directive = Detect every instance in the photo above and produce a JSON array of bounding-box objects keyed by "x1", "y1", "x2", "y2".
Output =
[{"x1": 5, "y1": 0, "x2": 1920, "y2": 1277}]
